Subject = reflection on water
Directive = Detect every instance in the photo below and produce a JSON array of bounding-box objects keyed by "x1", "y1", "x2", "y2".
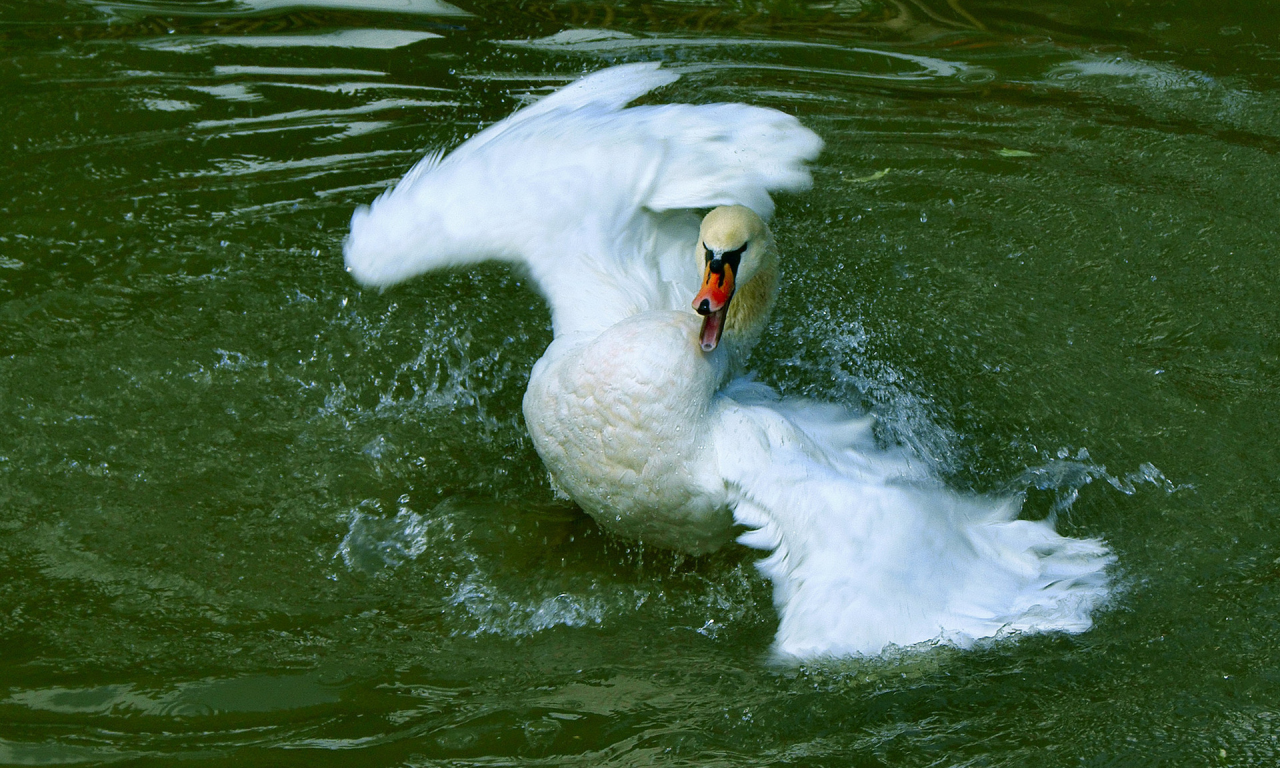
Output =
[
  {"x1": 6, "y1": 672, "x2": 342, "y2": 716},
  {"x1": 2, "y1": 0, "x2": 1280, "y2": 765},
  {"x1": 94, "y1": 0, "x2": 471, "y2": 18},
  {"x1": 137, "y1": 27, "x2": 444, "y2": 50}
]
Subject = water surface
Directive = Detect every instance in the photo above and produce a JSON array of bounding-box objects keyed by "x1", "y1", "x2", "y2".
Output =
[{"x1": 2, "y1": 0, "x2": 1279, "y2": 765}]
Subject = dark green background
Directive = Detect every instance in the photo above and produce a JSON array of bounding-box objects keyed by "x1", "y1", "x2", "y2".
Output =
[{"x1": 2, "y1": 0, "x2": 1278, "y2": 764}]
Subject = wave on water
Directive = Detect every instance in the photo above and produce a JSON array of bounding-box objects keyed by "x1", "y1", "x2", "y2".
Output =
[
  {"x1": 448, "y1": 573, "x2": 611, "y2": 637},
  {"x1": 1044, "y1": 55, "x2": 1216, "y2": 91},
  {"x1": 494, "y1": 28, "x2": 997, "y2": 88},
  {"x1": 774, "y1": 320, "x2": 1191, "y2": 509}
]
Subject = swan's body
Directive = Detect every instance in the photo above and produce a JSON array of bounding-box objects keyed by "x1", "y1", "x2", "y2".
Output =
[
  {"x1": 344, "y1": 63, "x2": 1114, "y2": 658},
  {"x1": 525, "y1": 310, "x2": 733, "y2": 553}
]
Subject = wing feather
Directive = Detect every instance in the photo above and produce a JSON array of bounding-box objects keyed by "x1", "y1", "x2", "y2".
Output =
[
  {"x1": 343, "y1": 63, "x2": 821, "y2": 338},
  {"x1": 713, "y1": 383, "x2": 1115, "y2": 659}
]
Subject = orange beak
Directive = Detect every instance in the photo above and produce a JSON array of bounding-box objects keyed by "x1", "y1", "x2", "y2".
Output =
[{"x1": 692, "y1": 261, "x2": 735, "y2": 352}]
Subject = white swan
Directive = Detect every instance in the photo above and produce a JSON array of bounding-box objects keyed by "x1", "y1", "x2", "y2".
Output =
[{"x1": 343, "y1": 62, "x2": 1114, "y2": 659}]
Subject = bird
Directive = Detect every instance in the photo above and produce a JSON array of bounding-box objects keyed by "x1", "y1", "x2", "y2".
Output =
[{"x1": 343, "y1": 62, "x2": 1114, "y2": 659}]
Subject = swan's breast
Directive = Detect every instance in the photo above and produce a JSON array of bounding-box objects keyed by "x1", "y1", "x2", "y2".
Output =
[{"x1": 523, "y1": 310, "x2": 734, "y2": 553}]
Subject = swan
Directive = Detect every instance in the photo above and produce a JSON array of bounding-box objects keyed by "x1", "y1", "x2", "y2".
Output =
[{"x1": 343, "y1": 62, "x2": 1114, "y2": 658}]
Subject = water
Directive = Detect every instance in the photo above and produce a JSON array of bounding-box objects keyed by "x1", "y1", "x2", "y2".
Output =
[{"x1": 1, "y1": 0, "x2": 1278, "y2": 764}]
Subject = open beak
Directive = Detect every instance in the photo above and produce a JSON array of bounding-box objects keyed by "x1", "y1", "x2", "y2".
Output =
[{"x1": 693, "y1": 261, "x2": 735, "y2": 352}]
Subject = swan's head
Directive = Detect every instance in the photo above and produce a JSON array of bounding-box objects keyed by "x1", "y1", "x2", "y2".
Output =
[{"x1": 693, "y1": 205, "x2": 775, "y2": 352}]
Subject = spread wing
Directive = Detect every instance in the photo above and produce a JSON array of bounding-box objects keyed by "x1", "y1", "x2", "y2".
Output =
[
  {"x1": 714, "y1": 380, "x2": 1115, "y2": 658},
  {"x1": 343, "y1": 62, "x2": 822, "y2": 338}
]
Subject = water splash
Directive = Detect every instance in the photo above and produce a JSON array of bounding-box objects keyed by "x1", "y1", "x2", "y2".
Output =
[
  {"x1": 335, "y1": 499, "x2": 439, "y2": 574},
  {"x1": 333, "y1": 498, "x2": 619, "y2": 635},
  {"x1": 775, "y1": 317, "x2": 959, "y2": 475},
  {"x1": 316, "y1": 327, "x2": 512, "y2": 435},
  {"x1": 333, "y1": 497, "x2": 770, "y2": 640},
  {"x1": 447, "y1": 574, "x2": 610, "y2": 637},
  {"x1": 1015, "y1": 448, "x2": 1190, "y2": 522}
]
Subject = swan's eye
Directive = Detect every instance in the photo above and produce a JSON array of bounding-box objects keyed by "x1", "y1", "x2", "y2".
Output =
[
  {"x1": 722, "y1": 243, "x2": 746, "y2": 274},
  {"x1": 705, "y1": 242, "x2": 746, "y2": 276}
]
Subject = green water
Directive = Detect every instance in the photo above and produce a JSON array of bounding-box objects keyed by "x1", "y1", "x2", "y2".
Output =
[{"x1": 2, "y1": 0, "x2": 1278, "y2": 764}]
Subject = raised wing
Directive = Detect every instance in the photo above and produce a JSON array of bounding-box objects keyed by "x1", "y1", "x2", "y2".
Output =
[
  {"x1": 713, "y1": 380, "x2": 1114, "y2": 658},
  {"x1": 343, "y1": 62, "x2": 822, "y2": 338}
]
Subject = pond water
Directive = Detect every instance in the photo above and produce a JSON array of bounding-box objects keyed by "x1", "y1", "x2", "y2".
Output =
[{"x1": 2, "y1": 0, "x2": 1279, "y2": 765}]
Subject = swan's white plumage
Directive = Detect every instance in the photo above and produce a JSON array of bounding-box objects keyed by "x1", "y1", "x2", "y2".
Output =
[{"x1": 344, "y1": 62, "x2": 1114, "y2": 658}]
